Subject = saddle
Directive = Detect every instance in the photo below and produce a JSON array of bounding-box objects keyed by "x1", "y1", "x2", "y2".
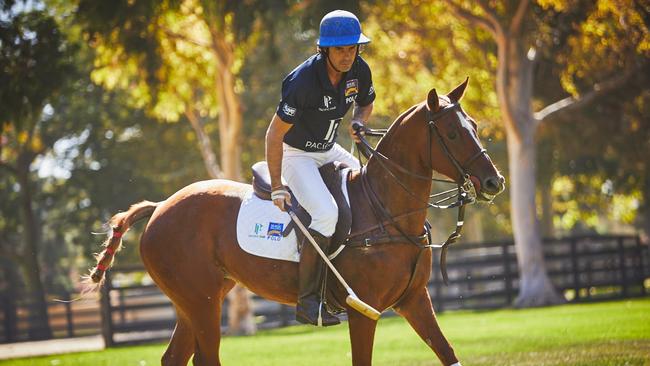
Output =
[{"x1": 251, "y1": 161, "x2": 353, "y2": 253}]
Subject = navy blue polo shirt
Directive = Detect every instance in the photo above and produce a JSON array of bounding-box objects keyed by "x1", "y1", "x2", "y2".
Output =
[{"x1": 276, "y1": 53, "x2": 375, "y2": 152}]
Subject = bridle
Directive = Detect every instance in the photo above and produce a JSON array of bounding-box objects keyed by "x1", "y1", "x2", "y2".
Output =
[{"x1": 351, "y1": 102, "x2": 487, "y2": 284}]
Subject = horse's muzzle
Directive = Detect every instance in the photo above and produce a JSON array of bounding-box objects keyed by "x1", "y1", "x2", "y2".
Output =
[{"x1": 474, "y1": 174, "x2": 505, "y2": 201}]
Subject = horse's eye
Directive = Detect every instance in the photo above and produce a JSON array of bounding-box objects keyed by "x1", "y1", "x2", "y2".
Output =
[{"x1": 447, "y1": 131, "x2": 458, "y2": 140}]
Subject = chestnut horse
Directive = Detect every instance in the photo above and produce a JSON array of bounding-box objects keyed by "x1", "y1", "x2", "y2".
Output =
[{"x1": 89, "y1": 79, "x2": 504, "y2": 366}]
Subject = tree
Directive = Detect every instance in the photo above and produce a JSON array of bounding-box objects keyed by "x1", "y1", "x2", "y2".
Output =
[
  {"x1": 356, "y1": 2, "x2": 513, "y2": 244},
  {"x1": 74, "y1": 0, "x2": 303, "y2": 335},
  {"x1": 537, "y1": 0, "x2": 650, "y2": 239},
  {"x1": 442, "y1": 0, "x2": 648, "y2": 306},
  {"x1": 1, "y1": 8, "x2": 77, "y2": 338}
]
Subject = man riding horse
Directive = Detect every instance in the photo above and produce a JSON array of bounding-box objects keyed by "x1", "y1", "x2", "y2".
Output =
[{"x1": 265, "y1": 10, "x2": 375, "y2": 326}]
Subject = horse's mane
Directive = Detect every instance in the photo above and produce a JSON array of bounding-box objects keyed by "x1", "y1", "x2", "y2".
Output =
[{"x1": 375, "y1": 102, "x2": 422, "y2": 152}]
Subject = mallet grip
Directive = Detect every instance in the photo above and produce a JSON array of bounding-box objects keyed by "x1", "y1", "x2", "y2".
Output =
[{"x1": 346, "y1": 295, "x2": 381, "y2": 320}]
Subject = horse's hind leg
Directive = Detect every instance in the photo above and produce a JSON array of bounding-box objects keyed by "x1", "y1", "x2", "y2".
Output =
[
  {"x1": 393, "y1": 286, "x2": 459, "y2": 366},
  {"x1": 347, "y1": 310, "x2": 378, "y2": 366},
  {"x1": 162, "y1": 310, "x2": 194, "y2": 366},
  {"x1": 188, "y1": 278, "x2": 236, "y2": 366},
  {"x1": 189, "y1": 298, "x2": 226, "y2": 365},
  {"x1": 153, "y1": 267, "x2": 236, "y2": 366}
]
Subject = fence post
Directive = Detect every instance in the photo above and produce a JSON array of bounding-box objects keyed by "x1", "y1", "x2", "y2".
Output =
[
  {"x1": 637, "y1": 236, "x2": 646, "y2": 296},
  {"x1": 502, "y1": 241, "x2": 513, "y2": 305},
  {"x1": 100, "y1": 272, "x2": 114, "y2": 347},
  {"x1": 618, "y1": 237, "x2": 629, "y2": 297},
  {"x1": 1, "y1": 293, "x2": 18, "y2": 342},
  {"x1": 63, "y1": 292, "x2": 74, "y2": 337},
  {"x1": 119, "y1": 289, "x2": 126, "y2": 324},
  {"x1": 570, "y1": 238, "x2": 580, "y2": 302}
]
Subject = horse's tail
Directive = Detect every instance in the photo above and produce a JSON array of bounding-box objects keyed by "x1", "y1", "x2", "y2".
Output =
[{"x1": 86, "y1": 200, "x2": 160, "y2": 287}]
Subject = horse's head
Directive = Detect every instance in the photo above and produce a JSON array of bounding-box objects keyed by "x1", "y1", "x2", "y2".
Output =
[{"x1": 424, "y1": 78, "x2": 505, "y2": 201}]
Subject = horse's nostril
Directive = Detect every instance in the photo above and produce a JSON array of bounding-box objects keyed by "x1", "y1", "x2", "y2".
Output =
[{"x1": 483, "y1": 176, "x2": 505, "y2": 194}]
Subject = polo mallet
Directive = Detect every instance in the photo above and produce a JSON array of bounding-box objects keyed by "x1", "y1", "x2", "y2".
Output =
[{"x1": 287, "y1": 210, "x2": 381, "y2": 320}]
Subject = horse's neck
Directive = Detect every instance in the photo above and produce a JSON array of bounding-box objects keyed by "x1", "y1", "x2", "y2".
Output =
[{"x1": 362, "y1": 113, "x2": 433, "y2": 233}]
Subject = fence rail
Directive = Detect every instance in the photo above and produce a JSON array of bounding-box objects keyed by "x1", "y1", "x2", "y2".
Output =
[
  {"x1": 1, "y1": 234, "x2": 647, "y2": 345},
  {"x1": 0, "y1": 293, "x2": 100, "y2": 344}
]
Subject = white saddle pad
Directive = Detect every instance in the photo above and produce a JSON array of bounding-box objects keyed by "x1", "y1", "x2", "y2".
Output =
[{"x1": 236, "y1": 168, "x2": 351, "y2": 262}]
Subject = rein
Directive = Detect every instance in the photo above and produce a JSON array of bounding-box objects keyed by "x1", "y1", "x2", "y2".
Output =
[{"x1": 349, "y1": 103, "x2": 481, "y2": 285}]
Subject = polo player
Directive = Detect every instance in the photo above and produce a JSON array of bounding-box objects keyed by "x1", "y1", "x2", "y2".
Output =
[{"x1": 265, "y1": 9, "x2": 376, "y2": 326}]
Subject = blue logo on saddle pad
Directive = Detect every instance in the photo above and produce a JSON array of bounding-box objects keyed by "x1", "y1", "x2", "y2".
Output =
[{"x1": 267, "y1": 222, "x2": 284, "y2": 241}]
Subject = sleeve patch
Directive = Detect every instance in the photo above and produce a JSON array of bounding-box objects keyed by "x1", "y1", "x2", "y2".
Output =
[{"x1": 282, "y1": 103, "x2": 297, "y2": 117}]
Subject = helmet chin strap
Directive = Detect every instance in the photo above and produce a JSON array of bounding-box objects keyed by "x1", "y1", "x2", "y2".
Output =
[
  {"x1": 326, "y1": 51, "x2": 344, "y2": 73},
  {"x1": 324, "y1": 46, "x2": 360, "y2": 74}
]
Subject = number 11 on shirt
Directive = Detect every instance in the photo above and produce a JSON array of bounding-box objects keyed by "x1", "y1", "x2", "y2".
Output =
[{"x1": 324, "y1": 118, "x2": 342, "y2": 143}]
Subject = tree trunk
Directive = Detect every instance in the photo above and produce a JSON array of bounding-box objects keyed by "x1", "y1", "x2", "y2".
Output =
[
  {"x1": 185, "y1": 109, "x2": 223, "y2": 179},
  {"x1": 216, "y1": 67, "x2": 243, "y2": 181},
  {"x1": 497, "y1": 34, "x2": 564, "y2": 307},
  {"x1": 506, "y1": 130, "x2": 564, "y2": 307},
  {"x1": 211, "y1": 35, "x2": 255, "y2": 335},
  {"x1": 17, "y1": 163, "x2": 52, "y2": 339},
  {"x1": 225, "y1": 285, "x2": 256, "y2": 336},
  {"x1": 1, "y1": 259, "x2": 20, "y2": 342}
]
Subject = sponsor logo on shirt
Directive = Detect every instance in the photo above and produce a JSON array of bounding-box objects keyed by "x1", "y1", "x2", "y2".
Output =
[
  {"x1": 318, "y1": 95, "x2": 336, "y2": 111},
  {"x1": 368, "y1": 84, "x2": 375, "y2": 96},
  {"x1": 345, "y1": 79, "x2": 359, "y2": 96},
  {"x1": 282, "y1": 103, "x2": 296, "y2": 117},
  {"x1": 305, "y1": 141, "x2": 335, "y2": 150},
  {"x1": 267, "y1": 222, "x2": 284, "y2": 241},
  {"x1": 346, "y1": 95, "x2": 357, "y2": 104}
]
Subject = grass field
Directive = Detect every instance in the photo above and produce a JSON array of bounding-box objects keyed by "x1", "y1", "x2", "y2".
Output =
[{"x1": 3, "y1": 298, "x2": 649, "y2": 366}]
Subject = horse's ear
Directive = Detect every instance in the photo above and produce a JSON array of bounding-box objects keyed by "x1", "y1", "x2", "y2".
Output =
[
  {"x1": 427, "y1": 88, "x2": 440, "y2": 112},
  {"x1": 447, "y1": 77, "x2": 469, "y2": 102}
]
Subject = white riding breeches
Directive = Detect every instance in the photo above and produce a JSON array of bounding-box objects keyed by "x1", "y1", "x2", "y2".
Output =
[{"x1": 282, "y1": 143, "x2": 361, "y2": 237}]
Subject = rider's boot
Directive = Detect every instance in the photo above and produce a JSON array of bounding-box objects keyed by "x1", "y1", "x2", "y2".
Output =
[{"x1": 296, "y1": 229, "x2": 340, "y2": 326}]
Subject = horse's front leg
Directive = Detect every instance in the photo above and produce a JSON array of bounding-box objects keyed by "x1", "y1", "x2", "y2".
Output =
[
  {"x1": 393, "y1": 286, "x2": 460, "y2": 366},
  {"x1": 347, "y1": 309, "x2": 378, "y2": 366}
]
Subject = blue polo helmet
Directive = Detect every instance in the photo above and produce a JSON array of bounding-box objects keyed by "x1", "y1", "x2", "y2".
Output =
[{"x1": 317, "y1": 10, "x2": 370, "y2": 47}]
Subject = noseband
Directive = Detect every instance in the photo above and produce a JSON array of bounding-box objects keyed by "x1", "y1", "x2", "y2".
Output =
[{"x1": 352, "y1": 102, "x2": 486, "y2": 284}]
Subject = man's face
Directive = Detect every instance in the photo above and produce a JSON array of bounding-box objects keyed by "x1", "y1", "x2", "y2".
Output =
[{"x1": 327, "y1": 45, "x2": 358, "y2": 72}]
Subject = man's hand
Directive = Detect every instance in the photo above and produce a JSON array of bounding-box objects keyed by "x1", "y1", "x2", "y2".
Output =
[
  {"x1": 271, "y1": 189, "x2": 292, "y2": 212},
  {"x1": 349, "y1": 120, "x2": 365, "y2": 143}
]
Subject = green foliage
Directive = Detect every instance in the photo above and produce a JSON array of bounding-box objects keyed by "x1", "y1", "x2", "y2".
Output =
[
  {"x1": 358, "y1": 1, "x2": 509, "y2": 239},
  {"x1": 0, "y1": 9, "x2": 76, "y2": 131},
  {"x1": 532, "y1": 0, "x2": 650, "y2": 235},
  {"x1": 75, "y1": 0, "x2": 292, "y2": 122},
  {"x1": 0, "y1": 3, "x2": 206, "y2": 295},
  {"x1": 0, "y1": 7, "x2": 80, "y2": 302},
  {"x1": 362, "y1": 1, "x2": 500, "y2": 129}
]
